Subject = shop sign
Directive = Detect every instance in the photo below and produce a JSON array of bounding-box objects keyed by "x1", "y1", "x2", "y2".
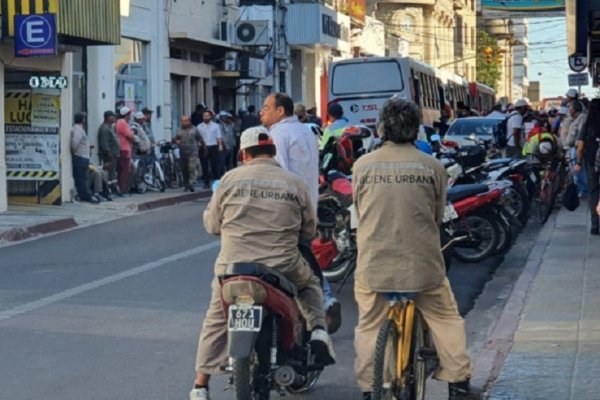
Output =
[
  {"x1": 29, "y1": 75, "x2": 68, "y2": 89},
  {"x1": 322, "y1": 14, "x2": 350, "y2": 41},
  {"x1": 481, "y1": 0, "x2": 564, "y2": 11},
  {"x1": 14, "y1": 14, "x2": 57, "y2": 57},
  {"x1": 4, "y1": 90, "x2": 60, "y2": 180}
]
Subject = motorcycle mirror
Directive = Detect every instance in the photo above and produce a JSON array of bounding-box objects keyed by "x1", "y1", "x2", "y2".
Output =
[{"x1": 211, "y1": 180, "x2": 221, "y2": 193}]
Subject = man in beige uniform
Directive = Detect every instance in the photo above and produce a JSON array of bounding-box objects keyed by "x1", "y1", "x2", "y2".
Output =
[
  {"x1": 190, "y1": 126, "x2": 335, "y2": 400},
  {"x1": 353, "y1": 98, "x2": 472, "y2": 400}
]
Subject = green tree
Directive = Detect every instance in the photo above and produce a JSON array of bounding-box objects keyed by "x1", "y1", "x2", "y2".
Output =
[{"x1": 476, "y1": 31, "x2": 501, "y2": 91}]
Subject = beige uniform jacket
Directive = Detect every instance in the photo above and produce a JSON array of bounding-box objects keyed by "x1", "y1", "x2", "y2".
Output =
[
  {"x1": 204, "y1": 158, "x2": 316, "y2": 271},
  {"x1": 352, "y1": 142, "x2": 447, "y2": 292}
]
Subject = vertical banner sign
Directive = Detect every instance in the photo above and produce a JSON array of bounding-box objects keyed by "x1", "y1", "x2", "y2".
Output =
[
  {"x1": 124, "y1": 82, "x2": 136, "y2": 111},
  {"x1": 4, "y1": 90, "x2": 60, "y2": 180},
  {"x1": 481, "y1": 0, "x2": 565, "y2": 11}
]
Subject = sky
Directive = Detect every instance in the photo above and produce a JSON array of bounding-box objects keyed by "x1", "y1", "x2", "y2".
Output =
[{"x1": 526, "y1": 15, "x2": 595, "y2": 100}]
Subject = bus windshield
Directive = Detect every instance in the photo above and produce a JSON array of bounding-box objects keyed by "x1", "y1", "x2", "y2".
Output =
[{"x1": 331, "y1": 60, "x2": 404, "y2": 96}]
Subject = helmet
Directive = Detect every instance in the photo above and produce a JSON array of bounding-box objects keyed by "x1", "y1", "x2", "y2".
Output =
[
  {"x1": 538, "y1": 141, "x2": 554, "y2": 155},
  {"x1": 514, "y1": 99, "x2": 529, "y2": 108},
  {"x1": 327, "y1": 103, "x2": 344, "y2": 119},
  {"x1": 566, "y1": 88, "x2": 579, "y2": 99}
]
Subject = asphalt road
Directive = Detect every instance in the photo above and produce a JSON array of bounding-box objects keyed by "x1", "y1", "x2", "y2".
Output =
[{"x1": 0, "y1": 199, "x2": 524, "y2": 400}]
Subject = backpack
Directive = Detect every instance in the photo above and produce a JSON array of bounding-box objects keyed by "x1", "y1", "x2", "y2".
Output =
[{"x1": 494, "y1": 112, "x2": 517, "y2": 149}]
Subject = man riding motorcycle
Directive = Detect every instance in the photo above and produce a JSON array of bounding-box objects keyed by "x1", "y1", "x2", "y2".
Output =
[{"x1": 190, "y1": 127, "x2": 335, "y2": 400}]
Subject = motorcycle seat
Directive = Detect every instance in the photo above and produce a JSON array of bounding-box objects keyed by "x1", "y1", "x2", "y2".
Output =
[
  {"x1": 484, "y1": 158, "x2": 512, "y2": 171},
  {"x1": 222, "y1": 262, "x2": 298, "y2": 297},
  {"x1": 447, "y1": 184, "x2": 489, "y2": 202}
]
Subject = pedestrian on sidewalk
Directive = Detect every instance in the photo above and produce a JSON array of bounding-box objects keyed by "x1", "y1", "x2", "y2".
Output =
[
  {"x1": 352, "y1": 97, "x2": 472, "y2": 400},
  {"x1": 175, "y1": 115, "x2": 205, "y2": 192},
  {"x1": 574, "y1": 98, "x2": 600, "y2": 235},
  {"x1": 97, "y1": 110, "x2": 122, "y2": 196},
  {"x1": 197, "y1": 111, "x2": 224, "y2": 188},
  {"x1": 70, "y1": 112, "x2": 99, "y2": 204},
  {"x1": 260, "y1": 92, "x2": 342, "y2": 334},
  {"x1": 116, "y1": 107, "x2": 135, "y2": 194},
  {"x1": 567, "y1": 101, "x2": 588, "y2": 198}
]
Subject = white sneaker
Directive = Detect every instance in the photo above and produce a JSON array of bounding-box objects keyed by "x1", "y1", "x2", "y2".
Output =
[
  {"x1": 189, "y1": 387, "x2": 210, "y2": 400},
  {"x1": 310, "y1": 328, "x2": 336, "y2": 365}
]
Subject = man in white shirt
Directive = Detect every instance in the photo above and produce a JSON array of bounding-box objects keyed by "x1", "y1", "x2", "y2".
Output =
[
  {"x1": 505, "y1": 99, "x2": 528, "y2": 158},
  {"x1": 197, "y1": 111, "x2": 224, "y2": 188},
  {"x1": 486, "y1": 103, "x2": 506, "y2": 119},
  {"x1": 261, "y1": 92, "x2": 342, "y2": 334}
]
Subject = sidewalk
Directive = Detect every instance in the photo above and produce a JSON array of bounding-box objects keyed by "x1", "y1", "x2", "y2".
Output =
[
  {"x1": 472, "y1": 201, "x2": 600, "y2": 399},
  {"x1": 0, "y1": 188, "x2": 210, "y2": 246}
]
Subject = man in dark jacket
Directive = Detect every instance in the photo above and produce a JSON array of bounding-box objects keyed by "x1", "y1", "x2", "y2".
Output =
[
  {"x1": 241, "y1": 105, "x2": 260, "y2": 131},
  {"x1": 97, "y1": 110, "x2": 121, "y2": 196}
]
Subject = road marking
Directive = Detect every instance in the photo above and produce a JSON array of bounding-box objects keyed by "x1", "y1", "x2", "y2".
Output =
[{"x1": 0, "y1": 241, "x2": 221, "y2": 321}]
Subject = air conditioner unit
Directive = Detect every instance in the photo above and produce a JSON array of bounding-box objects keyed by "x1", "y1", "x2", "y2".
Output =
[
  {"x1": 241, "y1": 56, "x2": 267, "y2": 79},
  {"x1": 223, "y1": 51, "x2": 239, "y2": 71},
  {"x1": 220, "y1": 21, "x2": 236, "y2": 42},
  {"x1": 235, "y1": 20, "x2": 270, "y2": 46}
]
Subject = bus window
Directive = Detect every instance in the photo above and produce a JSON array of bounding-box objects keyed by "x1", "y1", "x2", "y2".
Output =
[{"x1": 331, "y1": 61, "x2": 404, "y2": 96}]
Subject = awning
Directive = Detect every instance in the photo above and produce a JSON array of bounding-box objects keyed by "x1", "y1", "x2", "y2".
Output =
[{"x1": 170, "y1": 32, "x2": 243, "y2": 51}]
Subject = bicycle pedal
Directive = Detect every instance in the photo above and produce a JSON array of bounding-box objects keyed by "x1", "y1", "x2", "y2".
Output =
[{"x1": 418, "y1": 348, "x2": 437, "y2": 360}]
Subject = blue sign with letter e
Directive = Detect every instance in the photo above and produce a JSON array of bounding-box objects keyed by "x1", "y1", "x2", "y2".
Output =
[{"x1": 14, "y1": 14, "x2": 57, "y2": 57}]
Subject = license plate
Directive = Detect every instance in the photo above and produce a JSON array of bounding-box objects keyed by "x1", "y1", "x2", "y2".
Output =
[
  {"x1": 228, "y1": 305, "x2": 262, "y2": 332},
  {"x1": 443, "y1": 204, "x2": 459, "y2": 222}
]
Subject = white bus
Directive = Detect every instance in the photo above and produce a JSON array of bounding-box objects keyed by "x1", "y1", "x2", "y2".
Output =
[{"x1": 328, "y1": 57, "x2": 441, "y2": 128}]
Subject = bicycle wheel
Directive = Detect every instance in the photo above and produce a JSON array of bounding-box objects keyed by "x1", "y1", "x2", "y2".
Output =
[
  {"x1": 535, "y1": 182, "x2": 554, "y2": 225},
  {"x1": 407, "y1": 311, "x2": 427, "y2": 400},
  {"x1": 373, "y1": 318, "x2": 399, "y2": 400}
]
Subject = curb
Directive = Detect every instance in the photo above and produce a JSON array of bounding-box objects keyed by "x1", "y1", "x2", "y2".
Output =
[
  {"x1": 470, "y1": 214, "x2": 557, "y2": 396},
  {"x1": 0, "y1": 217, "x2": 78, "y2": 243},
  {"x1": 136, "y1": 190, "x2": 211, "y2": 211},
  {"x1": 0, "y1": 190, "x2": 211, "y2": 245}
]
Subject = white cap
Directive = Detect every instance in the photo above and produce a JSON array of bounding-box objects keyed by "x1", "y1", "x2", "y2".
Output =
[
  {"x1": 566, "y1": 88, "x2": 579, "y2": 98},
  {"x1": 514, "y1": 99, "x2": 529, "y2": 108},
  {"x1": 119, "y1": 106, "x2": 130, "y2": 116},
  {"x1": 240, "y1": 126, "x2": 274, "y2": 150},
  {"x1": 218, "y1": 110, "x2": 230, "y2": 117},
  {"x1": 134, "y1": 111, "x2": 145, "y2": 120}
]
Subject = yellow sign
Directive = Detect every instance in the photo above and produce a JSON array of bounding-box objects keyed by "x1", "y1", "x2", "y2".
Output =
[
  {"x1": 31, "y1": 90, "x2": 61, "y2": 128},
  {"x1": 4, "y1": 91, "x2": 31, "y2": 125}
]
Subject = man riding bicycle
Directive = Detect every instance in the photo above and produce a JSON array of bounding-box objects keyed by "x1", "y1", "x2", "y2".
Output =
[{"x1": 352, "y1": 98, "x2": 472, "y2": 400}]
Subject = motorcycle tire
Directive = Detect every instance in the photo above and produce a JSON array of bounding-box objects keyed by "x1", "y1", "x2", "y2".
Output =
[
  {"x1": 494, "y1": 211, "x2": 514, "y2": 256},
  {"x1": 232, "y1": 355, "x2": 270, "y2": 400},
  {"x1": 504, "y1": 183, "x2": 529, "y2": 226},
  {"x1": 154, "y1": 168, "x2": 166, "y2": 192},
  {"x1": 452, "y1": 210, "x2": 500, "y2": 263}
]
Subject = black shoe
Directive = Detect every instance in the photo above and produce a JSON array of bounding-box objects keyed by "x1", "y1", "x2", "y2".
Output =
[
  {"x1": 189, "y1": 185, "x2": 195, "y2": 192},
  {"x1": 362, "y1": 392, "x2": 372, "y2": 400},
  {"x1": 86, "y1": 196, "x2": 100, "y2": 204},
  {"x1": 591, "y1": 227, "x2": 599, "y2": 235},
  {"x1": 449, "y1": 379, "x2": 471, "y2": 399},
  {"x1": 325, "y1": 301, "x2": 342, "y2": 334},
  {"x1": 114, "y1": 192, "x2": 125, "y2": 198}
]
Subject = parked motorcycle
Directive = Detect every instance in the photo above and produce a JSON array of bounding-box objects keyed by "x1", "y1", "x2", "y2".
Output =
[{"x1": 220, "y1": 263, "x2": 324, "y2": 399}]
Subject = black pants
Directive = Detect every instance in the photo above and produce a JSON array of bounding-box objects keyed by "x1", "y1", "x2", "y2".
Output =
[
  {"x1": 586, "y1": 163, "x2": 599, "y2": 230},
  {"x1": 199, "y1": 145, "x2": 223, "y2": 185},
  {"x1": 298, "y1": 241, "x2": 324, "y2": 288},
  {"x1": 72, "y1": 155, "x2": 93, "y2": 201}
]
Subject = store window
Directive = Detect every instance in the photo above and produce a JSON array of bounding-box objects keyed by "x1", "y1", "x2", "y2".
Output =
[{"x1": 115, "y1": 38, "x2": 148, "y2": 112}]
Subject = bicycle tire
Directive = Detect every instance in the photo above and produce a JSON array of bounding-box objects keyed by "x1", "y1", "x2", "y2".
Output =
[
  {"x1": 535, "y1": 182, "x2": 554, "y2": 225},
  {"x1": 408, "y1": 311, "x2": 427, "y2": 400},
  {"x1": 373, "y1": 318, "x2": 399, "y2": 400}
]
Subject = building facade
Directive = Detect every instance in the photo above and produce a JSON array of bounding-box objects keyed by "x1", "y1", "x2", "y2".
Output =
[{"x1": 0, "y1": 0, "x2": 120, "y2": 212}]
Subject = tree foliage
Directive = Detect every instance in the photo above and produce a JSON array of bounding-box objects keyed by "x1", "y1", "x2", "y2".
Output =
[{"x1": 476, "y1": 31, "x2": 501, "y2": 91}]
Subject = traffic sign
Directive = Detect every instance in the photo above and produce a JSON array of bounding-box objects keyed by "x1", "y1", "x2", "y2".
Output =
[
  {"x1": 14, "y1": 14, "x2": 57, "y2": 58},
  {"x1": 568, "y1": 54, "x2": 587, "y2": 73},
  {"x1": 568, "y1": 73, "x2": 589, "y2": 87}
]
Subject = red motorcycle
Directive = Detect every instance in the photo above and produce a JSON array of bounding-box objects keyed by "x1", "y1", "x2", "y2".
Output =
[
  {"x1": 443, "y1": 181, "x2": 512, "y2": 263},
  {"x1": 220, "y1": 262, "x2": 323, "y2": 399}
]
